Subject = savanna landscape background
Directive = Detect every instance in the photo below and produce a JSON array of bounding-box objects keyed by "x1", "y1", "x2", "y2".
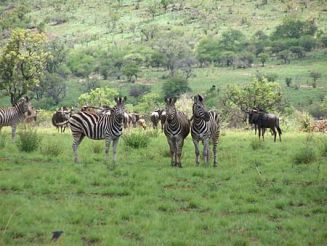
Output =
[{"x1": 0, "y1": 0, "x2": 327, "y2": 245}]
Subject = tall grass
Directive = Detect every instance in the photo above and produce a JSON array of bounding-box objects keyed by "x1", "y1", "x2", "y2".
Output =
[{"x1": 16, "y1": 129, "x2": 41, "y2": 152}]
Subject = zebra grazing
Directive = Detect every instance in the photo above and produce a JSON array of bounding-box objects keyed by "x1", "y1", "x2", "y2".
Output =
[
  {"x1": 0, "y1": 96, "x2": 32, "y2": 140},
  {"x1": 164, "y1": 97, "x2": 190, "y2": 168},
  {"x1": 68, "y1": 96, "x2": 127, "y2": 163},
  {"x1": 191, "y1": 95, "x2": 220, "y2": 167}
]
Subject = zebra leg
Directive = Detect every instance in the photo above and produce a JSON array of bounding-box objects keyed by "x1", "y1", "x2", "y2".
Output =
[
  {"x1": 105, "y1": 138, "x2": 112, "y2": 162},
  {"x1": 167, "y1": 137, "x2": 175, "y2": 166},
  {"x1": 203, "y1": 138, "x2": 210, "y2": 166},
  {"x1": 11, "y1": 125, "x2": 17, "y2": 141},
  {"x1": 176, "y1": 138, "x2": 184, "y2": 168},
  {"x1": 213, "y1": 139, "x2": 218, "y2": 167},
  {"x1": 72, "y1": 134, "x2": 85, "y2": 163},
  {"x1": 192, "y1": 139, "x2": 200, "y2": 166},
  {"x1": 112, "y1": 138, "x2": 120, "y2": 164}
]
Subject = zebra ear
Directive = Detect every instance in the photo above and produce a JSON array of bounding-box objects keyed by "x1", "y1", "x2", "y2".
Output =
[
  {"x1": 198, "y1": 94, "x2": 203, "y2": 102},
  {"x1": 164, "y1": 96, "x2": 169, "y2": 103},
  {"x1": 114, "y1": 97, "x2": 118, "y2": 103},
  {"x1": 123, "y1": 96, "x2": 127, "y2": 102},
  {"x1": 172, "y1": 97, "x2": 177, "y2": 103}
]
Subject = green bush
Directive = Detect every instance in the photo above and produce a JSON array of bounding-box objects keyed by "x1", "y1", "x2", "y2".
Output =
[
  {"x1": 123, "y1": 131, "x2": 150, "y2": 149},
  {"x1": 40, "y1": 139, "x2": 64, "y2": 157},
  {"x1": 17, "y1": 129, "x2": 41, "y2": 152},
  {"x1": 162, "y1": 76, "x2": 191, "y2": 97},
  {"x1": 293, "y1": 146, "x2": 317, "y2": 164}
]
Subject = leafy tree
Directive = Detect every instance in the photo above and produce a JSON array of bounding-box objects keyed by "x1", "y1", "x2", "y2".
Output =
[
  {"x1": 154, "y1": 33, "x2": 192, "y2": 76},
  {"x1": 0, "y1": 29, "x2": 49, "y2": 105},
  {"x1": 162, "y1": 76, "x2": 191, "y2": 97},
  {"x1": 196, "y1": 37, "x2": 220, "y2": 66},
  {"x1": 299, "y1": 35, "x2": 316, "y2": 51},
  {"x1": 218, "y1": 29, "x2": 246, "y2": 52},
  {"x1": 122, "y1": 63, "x2": 140, "y2": 82},
  {"x1": 134, "y1": 92, "x2": 162, "y2": 113},
  {"x1": 278, "y1": 50, "x2": 291, "y2": 64},
  {"x1": 259, "y1": 53, "x2": 268, "y2": 67},
  {"x1": 67, "y1": 50, "x2": 96, "y2": 77},
  {"x1": 224, "y1": 78, "x2": 282, "y2": 112},
  {"x1": 78, "y1": 87, "x2": 119, "y2": 107},
  {"x1": 271, "y1": 19, "x2": 317, "y2": 40},
  {"x1": 0, "y1": 4, "x2": 31, "y2": 31},
  {"x1": 289, "y1": 46, "x2": 305, "y2": 58}
]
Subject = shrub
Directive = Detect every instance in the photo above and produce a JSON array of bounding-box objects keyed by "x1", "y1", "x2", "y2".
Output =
[
  {"x1": 40, "y1": 139, "x2": 64, "y2": 157},
  {"x1": 293, "y1": 146, "x2": 317, "y2": 164},
  {"x1": 17, "y1": 129, "x2": 41, "y2": 152},
  {"x1": 123, "y1": 131, "x2": 150, "y2": 149},
  {"x1": 162, "y1": 76, "x2": 191, "y2": 97}
]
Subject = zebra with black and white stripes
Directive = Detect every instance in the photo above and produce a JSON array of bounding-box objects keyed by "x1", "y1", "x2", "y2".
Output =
[
  {"x1": 67, "y1": 97, "x2": 127, "y2": 163},
  {"x1": 164, "y1": 97, "x2": 190, "y2": 168},
  {"x1": 191, "y1": 94, "x2": 220, "y2": 167},
  {"x1": 0, "y1": 96, "x2": 32, "y2": 140}
]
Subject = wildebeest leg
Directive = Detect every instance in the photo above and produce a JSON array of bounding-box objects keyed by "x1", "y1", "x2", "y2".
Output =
[
  {"x1": 258, "y1": 127, "x2": 261, "y2": 141},
  {"x1": 192, "y1": 139, "x2": 200, "y2": 166},
  {"x1": 276, "y1": 126, "x2": 282, "y2": 142},
  {"x1": 11, "y1": 125, "x2": 17, "y2": 141},
  {"x1": 112, "y1": 138, "x2": 120, "y2": 164},
  {"x1": 262, "y1": 128, "x2": 266, "y2": 141},
  {"x1": 105, "y1": 138, "x2": 112, "y2": 162},
  {"x1": 72, "y1": 134, "x2": 85, "y2": 163},
  {"x1": 203, "y1": 138, "x2": 210, "y2": 166},
  {"x1": 271, "y1": 127, "x2": 277, "y2": 142},
  {"x1": 254, "y1": 124, "x2": 257, "y2": 135}
]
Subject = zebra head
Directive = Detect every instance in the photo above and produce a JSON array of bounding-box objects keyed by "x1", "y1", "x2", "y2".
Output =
[
  {"x1": 113, "y1": 96, "x2": 127, "y2": 121},
  {"x1": 193, "y1": 94, "x2": 210, "y2": 122},
  {"x1": 164, "y1": 97, "x2": 177, "y2": 122},
  {"x1": 16, "y1": 96, "x2": 32, "y2": 114}
]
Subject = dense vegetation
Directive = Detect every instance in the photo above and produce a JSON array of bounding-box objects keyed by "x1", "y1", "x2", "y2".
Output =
[
  {"x1": 1, "y1": 0, "x2": 327, "y2": 119},
  {"x1": 0, "y1": 1, "x2": 327, "y2": 245}
]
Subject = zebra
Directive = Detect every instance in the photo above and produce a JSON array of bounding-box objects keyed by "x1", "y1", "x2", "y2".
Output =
[
  {"x1": 0, "y1": 96, "x2": 32, "y2": 140},
  {"x1": 191, "y1": 94, "x2": 220, "y2": 167},
  {"x1": 66, "y1": 96, "x2": 126, "y2": 163},
  {"x1": 163, "y1": 97, "x2": 190, "y2": 168},
  {"x1": 52, "y1": 107, "x2": 72, "y2": 133}
]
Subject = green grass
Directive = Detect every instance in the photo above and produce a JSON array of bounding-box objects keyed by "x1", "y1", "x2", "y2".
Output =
[{"x1": 0, "y1": 127, "x2": 326, "y2": 245}]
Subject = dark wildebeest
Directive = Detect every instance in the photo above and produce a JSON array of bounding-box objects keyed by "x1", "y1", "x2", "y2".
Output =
[
  {"x1": 248, "y1": 108, "x2": 282, "y2": 142},
  {"x1": 52, "y1": 107, "x2": 72, "y2": 133}
]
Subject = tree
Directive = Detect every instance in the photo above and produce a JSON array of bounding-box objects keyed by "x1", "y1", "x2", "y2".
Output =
[
  {"x1": 78, "y1": 87, "x2": 119, "y2": 107},
  {"x1": 259, "y1": 53, "x2": 268, "y2": 67},
  {"x1": 122, "y1": 63, "x2": 140, "y2": 82},
  {"x1": 278, "y1": 50, "x2": 291, "y2": 64},
  {"x1": 271, "y1": 19, "x2": 317, "y2": 40},
  {"x1": 0, "y1": 29, "x2": 49, "y2": 105},
  {"x1": 134, "y1": 92, "x2": 162, "y2": 113},
  {"x1": 162, "y1": 76, "x2": 191, "y2": 97},
  {"x1": 224, "y1": 78, "x2": 282, "y2": 112},
  {"x1": 196, "y1": 37, "x2": 220, "y2": 66},
  {"x1": 218, "y1": 29, "x2": 246, "y2": 52}
]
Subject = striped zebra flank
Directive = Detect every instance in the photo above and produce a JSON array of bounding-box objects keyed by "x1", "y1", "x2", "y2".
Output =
[
  {"x1": 0, "y1": 96, "x2": 32, "y2": 140},
  {"x1": 191, "y1": 94, "x2": 220, "y2": 167},
  {"x1": 163, "y1": 97, "x2": 190, "y2": 168},
  {"x1": 68, "y1": 96, "x2": 127, "y2": 163}
]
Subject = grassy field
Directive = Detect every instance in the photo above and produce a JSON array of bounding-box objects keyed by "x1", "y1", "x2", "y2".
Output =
[{"x1": 0, "y1": 127, "x2": 326, "y2": 245}]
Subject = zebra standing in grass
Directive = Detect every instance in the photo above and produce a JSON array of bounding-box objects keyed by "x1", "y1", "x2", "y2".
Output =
[
  {"x1": 67, "y1": 97, "x2": 127, "y2": 163},
  {"x1": 164, "y1": 97, "x2": 190, "y2": 168},
  {"x1": 191, "y1": 95, "x2": 220, "y2": 167},
  {"x1": 0, "y1": 96, "x2": 32, "y2": 140}
]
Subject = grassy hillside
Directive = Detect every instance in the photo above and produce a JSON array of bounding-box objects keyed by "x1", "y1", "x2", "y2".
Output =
[{"x1": 0, "y1": 128, "x2": 326, "y2": 245}]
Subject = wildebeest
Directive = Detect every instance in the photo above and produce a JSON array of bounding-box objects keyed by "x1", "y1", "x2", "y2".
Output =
[
  {"x1": 150, "y1": 110, "x2": 162, "y2": 129},
  {"x1": 52, "y1": 107, "x2": 72, "y2": 133},
  {"x1": 248, "y1": 108, "x2": 282, "y2": 142}
]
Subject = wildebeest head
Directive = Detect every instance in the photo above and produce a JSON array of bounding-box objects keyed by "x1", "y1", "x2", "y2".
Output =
[{"x1": 193, "y1": 94, "x2": 210, "y2": 122}]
